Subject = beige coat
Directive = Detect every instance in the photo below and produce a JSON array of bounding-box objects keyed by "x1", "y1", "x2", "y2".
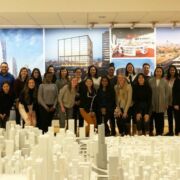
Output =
[
  {"x1": 149, "y1": 77, "x2": 169, "y2": 113},
  {"x1": 114, "y1": 82, "x2": 132, "y2": 114}
]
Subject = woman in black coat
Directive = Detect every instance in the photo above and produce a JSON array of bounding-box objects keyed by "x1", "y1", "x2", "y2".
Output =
[
  {"x1": 0, "y1": 81, "x2": 14, "y2": 128},
  {"x1": 172, "y1": 77, "x2": 180, "y2": 135},
  {"x1": 133, "y1": 73, "x2": 152, "y2": 135},
  {"x1": 96, "y1": 76, "x2": 116, "y2": 136}
]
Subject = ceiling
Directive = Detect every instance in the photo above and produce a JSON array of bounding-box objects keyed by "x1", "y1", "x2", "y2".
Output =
[{"x1": 0, "y1": 0, "x2": 180, "y2": 28}]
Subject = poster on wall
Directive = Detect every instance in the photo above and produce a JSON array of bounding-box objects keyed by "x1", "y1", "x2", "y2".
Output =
[
  {"x1": 45, "y1": 28, "x2": 110, "y2": 75},
  {"x1": 111, "y1": 28, "x2": 155, "y2": 75},
  {"x1": 0, "y1": 29, "x2": 44, "y2": 77},
  {"x1": 156, "y1": 27, "x2": 180, "y2": 72},
  {"x1": 111, "y1": 28, "x2": 155, "y2": 58}
]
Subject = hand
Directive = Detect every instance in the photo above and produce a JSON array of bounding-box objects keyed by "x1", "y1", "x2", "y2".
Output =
[
  {"x1": 0, "y1": 114, "x2": 3, "y2": 119},
  {"x1": 136, "y1": 113, "x2": 142, "y2": 121},
  {"x1": 144, "y1": 114, "x2": 149, "y2": 121},
  {"x1": 61, "y1": 106, "x2": 65, "y2": 113},
  {"x1": 122, "y1": 112, "x2": 128, "y2": 119},
  {"x1": 114, "y1": 107, "x2": 122, "y2": 117},
  {"x1": 174, "y1": 105, "x2": 179, "y2": 110},
  {"x1": 49, "y1": 107, "x2": 55, "y2": 112},
  {"x1": 101, "y1": 108, "x2": 106, "y2": 115}
]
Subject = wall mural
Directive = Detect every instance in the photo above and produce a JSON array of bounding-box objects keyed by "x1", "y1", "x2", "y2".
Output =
[{"x1": 0, "y1": 27, "x2": 179, "y2": 76}]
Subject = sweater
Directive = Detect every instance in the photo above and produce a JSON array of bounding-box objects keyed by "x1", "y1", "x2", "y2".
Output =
[
  {"x1": 38, "y1": 83, "x2": 58, "y2": 109},
  {"x1": 58, "y1": 85, "x2": 76, "y2": 108}
]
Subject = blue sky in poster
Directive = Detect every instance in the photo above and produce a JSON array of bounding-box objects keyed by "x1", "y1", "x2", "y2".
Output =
[
  {"x1": 156, "y1": 27, "x2": 180, "y2": 44},
  {"x1": 111, "y1": 58, "x2": 155, "y2": 74},
  {"x1": 0, "y1": 29, "x2": 44, "y2": 74},
  {"x1": 45, "y1": 28, "x2": 108, "y2": 61}
]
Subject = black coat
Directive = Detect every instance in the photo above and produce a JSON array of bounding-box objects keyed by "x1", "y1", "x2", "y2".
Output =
[
  {"x1": 173, "y1": 78, "x2": 180, "y2": 106},
  {"x1": 0, "y1": 91, "x2": 14, "y2": 116}
]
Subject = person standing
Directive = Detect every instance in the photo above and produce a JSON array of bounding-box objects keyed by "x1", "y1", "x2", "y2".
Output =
[
  {"x1": 165, "y1": 65, "x2": 178, "y2": 136},
  {"x1": 149, "y1": 67, "x2": 169, "y2": 136},
  {"x1": 0, "y1": 62, "x2": 14, "y2": 92},
  {"x1": 14, "y1": 67, "x2": 29, "y2": 124},
  {"x1": 172, "y1": 73, "x2": 180, "y2": 135},
  {"x1": 38, "y1": 72, "x2": 58, "y2": 133},
  {"x1": 58, "y1": 77, "x2": 78, "y2": 129}
]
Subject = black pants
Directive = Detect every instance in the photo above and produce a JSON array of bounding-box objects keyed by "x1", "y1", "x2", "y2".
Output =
[
  {"x1": 151, "y1": 112, "x2": 164, "y2": 135},
  {"x1": 167, "y1": 106, "x2": 174, "y2": 133},
  {"x1": 0, "y1": 117, "x2": 8, "y2": 128},
  {"x1": 109, "y1": 113, "x2": 116, "y2": 136},
  {"x1": 97, "y1": 111, "x2": 110, "y2": 136},
  {"x1": 136, "y1": 118, "x2": 149, "y2": 132},
  {"x1": 15, "y1": 107, "x2": 21, "y2": 125},
  {"x1": 174, "y1": 109, "x2": 180, "y2": 135},
  {"x1": 39, "y1": 105, "x2": 55, "y2": 133},
  {"x1": 73, "y1": 105, "x2": 84, "y2": 134}
]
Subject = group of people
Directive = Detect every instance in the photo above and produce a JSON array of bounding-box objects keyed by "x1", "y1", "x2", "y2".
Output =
[{"x1": 0, "y1": 61, "x2": 180, "y2": 136}]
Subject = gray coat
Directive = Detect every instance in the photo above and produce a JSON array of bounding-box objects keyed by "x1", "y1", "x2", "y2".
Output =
[{"x1": 149, "y1": 77, "x2": 169, "y2": 113}]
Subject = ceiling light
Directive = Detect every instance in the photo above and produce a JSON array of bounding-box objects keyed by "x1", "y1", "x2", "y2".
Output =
[
  {"x1": 130, "y1": 22, "x2": 136, "y2": 29},
  {"x1": 172, "y1": 21, "x2": 177, "y2": 29}
]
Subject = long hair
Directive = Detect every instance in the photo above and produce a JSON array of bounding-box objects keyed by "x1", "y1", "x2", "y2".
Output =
[
  {"x1": 59, "y1": 67, "x2": 69, "y2": 79},
  {"x1": 31, "y1": 68, "x2": 42, "y2": 83},
  {"x1": 87, "y1": 65, "x2": 98, "y2": 78},
  {"x1": 125, "y1": 63, "x2": 136, "y2": 76},
  {"x1": 84, "y1": 77, "x2": 96, "y2": 94},
  {"x1": 154, "y1": 66, "x2": 164, "y2": 78},
  {"x1": 167, "y1": 65, "x2": 178, "y2": 80},
  {"x1": 18, "y1": 67, "x2": 28, "y2": 80},
  {"x1": 99, "y1": 75, "x2": 111, "y2": 91},
  {"x1": 22, "y1": 78, "x2": 37, "y2": 104}
]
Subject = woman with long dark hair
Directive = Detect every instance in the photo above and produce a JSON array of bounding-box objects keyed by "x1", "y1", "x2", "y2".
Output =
[
  {"x1": 133, "y1": 73, "x2": 152, "y2": 135},
  {"x1": 46, "y1": 65, "x2": 57, "y2": 83},
  {"x1": 19, "y1": 78, "x2": 38, "y2": 126},
  {"x1": 125, "y1": 63, "x2": 137, "y2": 85},
  {"x1": 97, "y1": 76, "x2": 116, "y2": 136},
  {"x1": 31, "y1": 68, "x2": 42, "y2": 88},
  {"x1": 0, "y1": 81, "x2": 14, "y2": 128},
  {"x1": 87, "y1": 65, "x2": 101, "y2": 90},
  {"x1": 165, "y1": 65, "x2": 178, "y2": 135},
  {"x1": 79, "y1": 77, "x2": 97, "y2": 136},
  {"x1": 149, "y1": 67, "x2": 169, "y2": 135},
  {"x1": 56, "y1": 67, "x2": 69, "y2": 92},
  {"x1": 14, "y1": 67, "x2": 29, "y2": 124},
  {"x1": 73, "y1": 68, "x2": 84, "y2": 134},
  {"x1": 38, "y1": 72, "x2": 58, "y2": 133}
]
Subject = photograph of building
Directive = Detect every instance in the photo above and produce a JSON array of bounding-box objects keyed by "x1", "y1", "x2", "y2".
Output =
[
  {"x1": 156, "y1": 27, "x2": 180, "y2": 71},
  {"x1": 45, "y1": 28, "x2": 110, "y2": 73},
  {"x1": 58, "y1": 35, "x2": 93, "y2": 67}
]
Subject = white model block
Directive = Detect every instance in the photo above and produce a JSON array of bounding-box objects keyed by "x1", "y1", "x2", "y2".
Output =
[
  {"x1": 109, "y1": 156, "x2": 119, "y2": 177},
  {"x1": 68, "y1": 119, "x2": 75, "y2": 134},
  {"x1": 79, "y1": 127, "x2": 85, "y2": 138},
  {"x1": 89, "y1": 124, "x2": 94, "y2": 138},
  {"x1": 5, "y1": 140, "x2": 14, "y2": 157}
]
